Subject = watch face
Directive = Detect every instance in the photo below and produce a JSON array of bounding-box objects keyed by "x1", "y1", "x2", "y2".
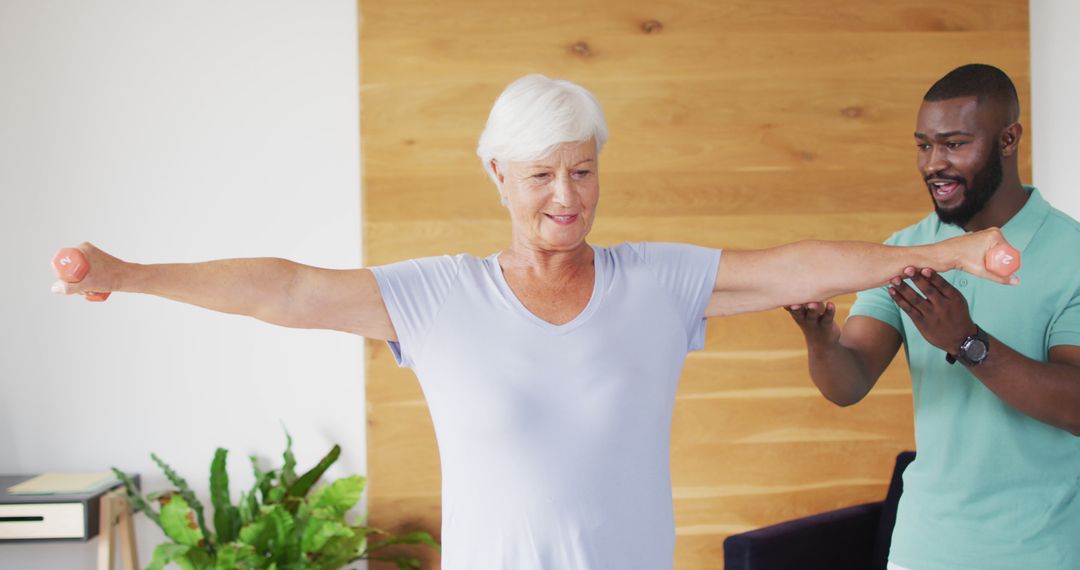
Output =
[{"x1": 964, "y1": 339, "x2": 988, "y2": 362}]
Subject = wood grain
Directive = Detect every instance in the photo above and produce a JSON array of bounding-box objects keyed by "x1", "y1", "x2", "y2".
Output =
[{"x1": 359, "y1": 1, "x2": 1030, "y2": 567}]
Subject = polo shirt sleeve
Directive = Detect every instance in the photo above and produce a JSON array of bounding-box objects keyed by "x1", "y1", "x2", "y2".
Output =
[
  {"x1": 369, "y1": 255, "x2": 463, "y2": 368},
  {"x1": 847, "y1": 233, "x2": 904, "y2": 333},
  {"x1": 631, "y1": 242, "x2": 722, "y2": 352},
  {"x1": 1048, "y1": 288, "x2": 1080, "y2": 348}
]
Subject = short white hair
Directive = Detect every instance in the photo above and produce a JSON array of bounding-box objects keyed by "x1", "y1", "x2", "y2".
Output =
[{"x1": 477, "y1": 74, "x2": 608, "y2": 184}]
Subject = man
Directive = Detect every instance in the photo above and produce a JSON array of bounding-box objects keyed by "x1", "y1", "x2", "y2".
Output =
[{"x1": 787, "y1": 64, "x2": 1080, "y2": 569}]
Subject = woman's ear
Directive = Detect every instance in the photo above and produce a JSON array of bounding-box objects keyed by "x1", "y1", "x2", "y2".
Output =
[
  {"x1": 490, "y1": 160, "x2": 509, "y2": 207},
  {"x1": 490, "y1": 159, "x2": 505, "y2": 185}
]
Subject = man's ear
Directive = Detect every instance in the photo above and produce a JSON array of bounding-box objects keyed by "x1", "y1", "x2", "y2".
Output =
[{"x1": 1000, "y1": 122, "x2": 1023, "y2": 158}]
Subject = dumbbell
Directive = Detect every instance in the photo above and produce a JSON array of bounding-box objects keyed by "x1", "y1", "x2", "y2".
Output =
[
  {"x1": 985, "y1": 243, "x2": 1021, "y2": 279},
  {"x1": 52, "y1": 248, "x2": 110, "y2": 302}
]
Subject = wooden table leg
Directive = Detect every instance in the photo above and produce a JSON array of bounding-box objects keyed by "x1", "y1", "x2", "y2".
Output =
[
  {"x1": 97, "y1": 490, "x2": 117, "y2": 570},
  {"x1": 117, "y1": 493, "x2": 138, "y2": 570},
  {"x1": 97, "y1": 489, "x2": 138, "y2": 570}
]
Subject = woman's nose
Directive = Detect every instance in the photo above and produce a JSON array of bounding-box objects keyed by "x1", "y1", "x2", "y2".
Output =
[{"x1": 552, "y1": 174, "x2": 576, "y2": 205}]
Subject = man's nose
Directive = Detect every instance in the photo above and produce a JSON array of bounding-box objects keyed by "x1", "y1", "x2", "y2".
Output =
[{"x1": 922, "y1": 147, "x2": 949, "y2": 177}]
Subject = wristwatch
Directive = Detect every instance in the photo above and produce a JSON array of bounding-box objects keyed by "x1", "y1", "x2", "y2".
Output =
[{"x1": 946, "y1": 325, "x2": 989, "y2": 366}]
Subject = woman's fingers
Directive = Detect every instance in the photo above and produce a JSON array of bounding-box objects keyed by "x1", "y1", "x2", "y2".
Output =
[
  {"x1": 50, "y1": 242, "x2": 115, "y2": 301},
  {"x1": 785, "y1": 301, "x2": 832, "y2": 326}
]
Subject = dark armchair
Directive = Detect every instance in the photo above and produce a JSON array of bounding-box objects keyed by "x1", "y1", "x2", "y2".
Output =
[{"x1": 723, "y1": 451, "x2": 915, "y2": 570}]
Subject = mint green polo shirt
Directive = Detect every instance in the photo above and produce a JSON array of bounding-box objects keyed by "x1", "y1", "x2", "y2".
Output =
[{"x1": 849, "y1": 187, "x2": 1080, "y2": 570}]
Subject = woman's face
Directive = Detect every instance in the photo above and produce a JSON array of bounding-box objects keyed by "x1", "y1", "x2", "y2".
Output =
[{"x1": 494, "y1": 139, "x2": 599, "y2": 253}]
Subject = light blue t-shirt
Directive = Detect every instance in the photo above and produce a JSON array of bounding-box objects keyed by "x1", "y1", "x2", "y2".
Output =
[
  {"x1": 849, "y1": 187, "x2": 1080, "y2": 570},
  {"x1": 371, "y1": 242, "x2": 721, "y2": 570}
]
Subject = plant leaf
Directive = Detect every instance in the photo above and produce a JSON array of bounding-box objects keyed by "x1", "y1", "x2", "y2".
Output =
[
  {"x1": 280, "y1": 429, "x2": 297, "y2": 488},
  {"x1": 366, "y1": 530, "x2": 440, "y2": 552},
  {"x1": 238, "y1": 517, "x2": 270, "y2": 553},
  {"x1": 312, "y1": 526, "x2": 367, "y2": 569},
  {"x1": 307, "y1": 475, "x2": 365, "y2": 518},
  {"x1": 147, "y1": 543, "x2": 191, "y2": 570},
  {"x1": 212, "y1": 542, "x2": 258, "y2": 570},
  {"x1": 268, "y1": 486, "x2": 286, "y2": 504},
  {"x1": 214, "y1": 543, "x2": 238, "y2": 570},
  {"x1": 210, "y1": 448, "x2": 241, "y2": 543},
  {"x1": 249, "y1": 455, "x2": 276, "y2": 506},
  {"x1": 186, "y1": 547, "x2": 214, "y2": 570},
  {"x1": 152, "y1": 452, "x2": 213, "y2": 550},
  {"x1": 287, "y1": 445, "x2": 341, "y2": 501},
  {"x1": 111, "y1": 467, "x2": 162, "y2": 528},
  {"x1": 160, "y1": 494, "x2": 206, "y2": 548},
  {"x1": 265, "y1": 504, "x2": 297, "y2": 563},
  {"x1": 300, "y1": 518, "x2": 353, "y2": 555},
  {"x1": 237, "y1": 491, "x2": 252, "y2": 524}
]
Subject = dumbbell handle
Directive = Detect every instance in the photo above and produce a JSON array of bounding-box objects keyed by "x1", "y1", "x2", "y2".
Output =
[
  {"x1": 52, "y1": 248, "x2": 110, "y2": 302},
  {"x1": 985, "y1": 243, "x2": 1021, "y2": 278}
]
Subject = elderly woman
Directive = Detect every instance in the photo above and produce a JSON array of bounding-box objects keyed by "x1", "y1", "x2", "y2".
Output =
[{"x1": 55, "y1": 74, "x2": 1015, "y2": 569}]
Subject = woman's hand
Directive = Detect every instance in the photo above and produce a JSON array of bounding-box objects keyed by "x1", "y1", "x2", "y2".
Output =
[
  {"x1": 946, "y1": 228, "x2": 1021, "y2": 285},
  {"x1": 785, "y1": 301, "x2": 841, "y2": 347},
  {"x1": 51, "y1": 242, "x2": 132, "y2": 298}
]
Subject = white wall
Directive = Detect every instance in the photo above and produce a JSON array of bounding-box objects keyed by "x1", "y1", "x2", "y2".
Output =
[
  {"x1": 0, "y1": 1, "x2": 362, "y2": 568},
  {"x1": 1031, "y1": 0, "x2": 1080, "y2": 218},
  {"x1": 1, "y1": 1, "x2": 1075, "y2": 569}
]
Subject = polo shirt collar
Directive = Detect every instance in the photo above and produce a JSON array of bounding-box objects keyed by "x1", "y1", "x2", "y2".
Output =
[
  {"x1": 998, "y1": 186, "x2": 1049, "y2": 254},
  {"x1": 929, "y1": 185, "x2": 1049, "y2": 253}
]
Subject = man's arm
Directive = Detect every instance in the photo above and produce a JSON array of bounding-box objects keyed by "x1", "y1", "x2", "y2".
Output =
[
  {"x1": 890, "y1": 268, "x2": 1080, "y2": 435},
  {"x1": 786, "y1": 302, "x2": 903, "y2": 406},
  {"x1": 52, "y1": 242, "x2": 398, "y2": 341},
  {"x1": 705, "y1": 229, "x2": 1015, "y2": 318}
]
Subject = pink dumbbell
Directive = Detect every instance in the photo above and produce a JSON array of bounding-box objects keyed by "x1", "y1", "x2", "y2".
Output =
[
  {"x1": 985, "y1": 243, "x2": 1021, "y2": 278},
  {"x1": 52, "y1": 248, "x2": 110, "y2": 302}
]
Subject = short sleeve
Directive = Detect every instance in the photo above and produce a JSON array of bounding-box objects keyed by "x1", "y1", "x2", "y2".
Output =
[
  {"x1": 848, "y1": 234, "x2": 904, "y2": 333},
  {"x1": 848, "y1": 285, "x2": 904, "y2": 333},
  {"x1": 369, "y1": 255, "x2": 463, "y2": 368},
  {"x1": 630, "y1": 242, "x2": 722, "y2": 352},
  {"x1": 1049, "y1": 288, "x2": 1080, "y2": 348}
]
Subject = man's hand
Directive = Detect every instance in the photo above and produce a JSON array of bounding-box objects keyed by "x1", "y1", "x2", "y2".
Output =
[
  {"x1": 785, "y1": 301, "x2": 841, "y2": 347},
  {"x1": 887, "y1": 267, "x2": 976, "y2": 356}
]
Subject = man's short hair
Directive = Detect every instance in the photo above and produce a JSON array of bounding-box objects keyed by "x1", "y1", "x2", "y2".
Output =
[{"x1": 924, "y1": 63, "x2": 1020, "y2": 122}]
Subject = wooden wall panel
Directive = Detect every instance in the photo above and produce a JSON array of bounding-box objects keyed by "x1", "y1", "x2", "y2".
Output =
[{"x1": 359, "y1": 1, "x2": 1030, "y2": 567}]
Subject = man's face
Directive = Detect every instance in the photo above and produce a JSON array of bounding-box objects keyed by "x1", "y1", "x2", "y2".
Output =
[{"x1": 915, "y1": 96, "x2": 1004, "y2": 227}]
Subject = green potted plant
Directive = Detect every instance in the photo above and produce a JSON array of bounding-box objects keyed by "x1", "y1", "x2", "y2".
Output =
[{"x1": 112, "y1": 432, "x2": 438, "y2": 569}]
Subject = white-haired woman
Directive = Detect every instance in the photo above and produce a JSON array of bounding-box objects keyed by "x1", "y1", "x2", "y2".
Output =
[{"x1": 55, "y1": 74, "x2": 1016, "y2": 569}]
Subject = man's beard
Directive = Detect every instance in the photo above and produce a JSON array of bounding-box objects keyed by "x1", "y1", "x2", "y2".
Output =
[{"x1": 932, "y1": 144, "x2": 1003, "y2": 227}]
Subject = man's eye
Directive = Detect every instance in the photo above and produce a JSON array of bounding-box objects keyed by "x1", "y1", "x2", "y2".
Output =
[{"x1": 946, "y1": 142, "x2": 965, "y2": 150}]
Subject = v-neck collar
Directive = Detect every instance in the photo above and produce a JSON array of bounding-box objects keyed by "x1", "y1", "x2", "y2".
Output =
[{"x1": 487, "y1": 245, "x2": 605, "y2": 335}]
